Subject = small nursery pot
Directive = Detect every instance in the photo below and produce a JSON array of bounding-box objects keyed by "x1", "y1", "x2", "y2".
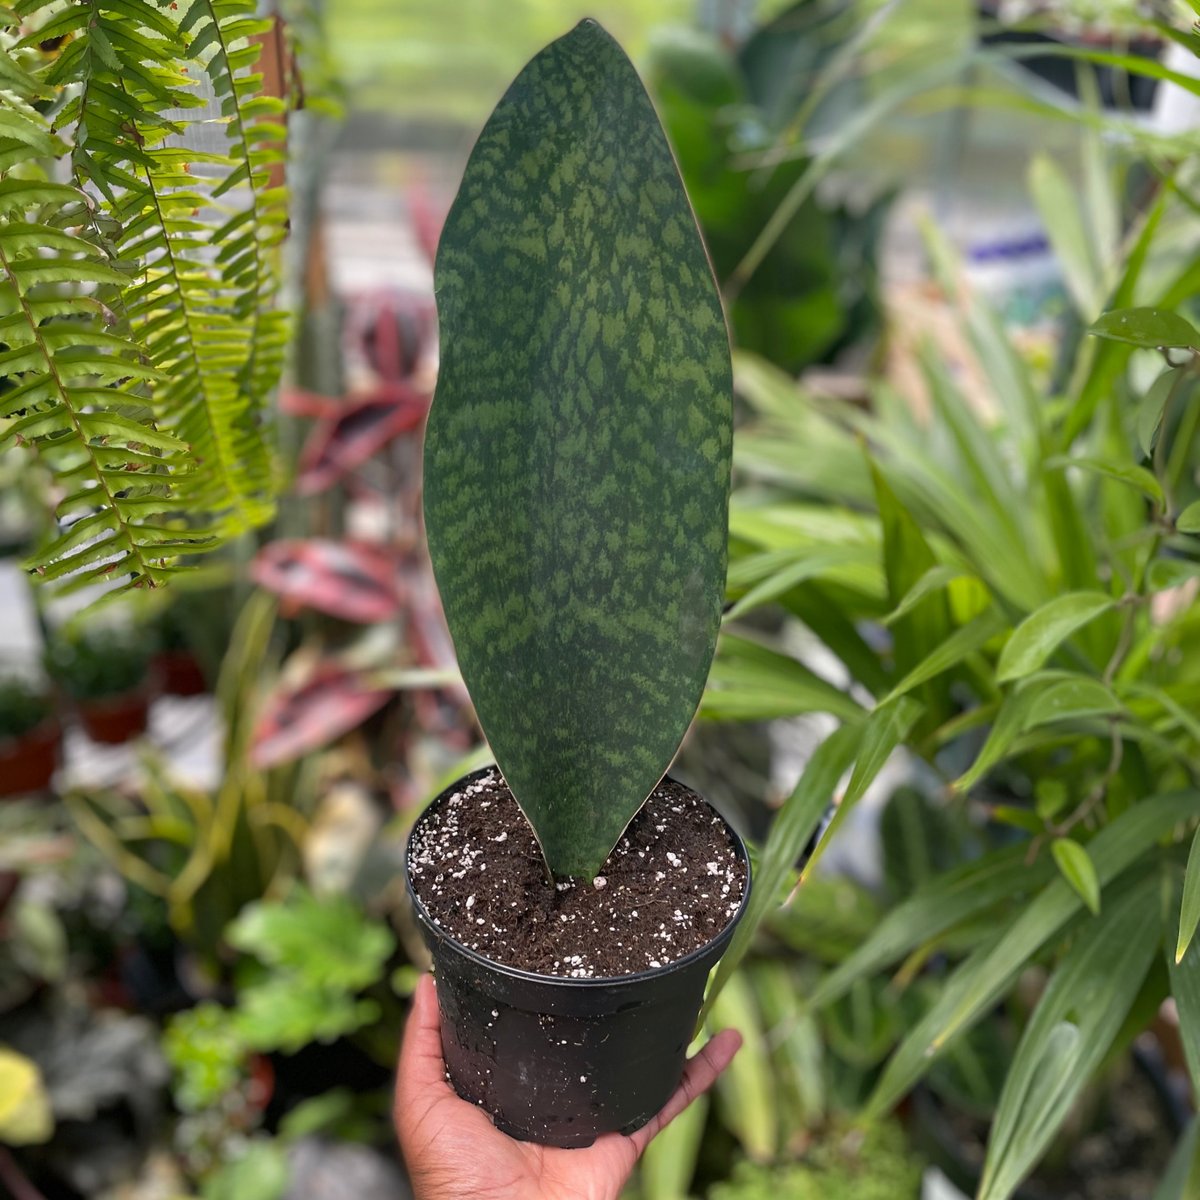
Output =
[
  {"x1": 0, "y1": 717, "x2": 60, "y2": 796},
  {"x1": 404, "y1": 768, "x2": 751, "y2": 1148},
  {"x1": 78, "y1": 686, "x2": 152, "y2": 744},
  {"x1": 155, "y1": 650, "x2": 207, "y2": 697}
]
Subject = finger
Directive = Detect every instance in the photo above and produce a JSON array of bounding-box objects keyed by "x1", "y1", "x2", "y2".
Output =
[
  {"x1": 395, "y1": 974, "x2": 452, "y2": 1115},
  {"x1": 625, "y1": 1029, "x2": 742, "y2": 1158}
]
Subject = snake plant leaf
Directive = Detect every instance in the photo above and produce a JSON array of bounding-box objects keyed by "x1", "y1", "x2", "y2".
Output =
[{"x1": 424, "y1": 21, "x2": 733, "y2": 878}]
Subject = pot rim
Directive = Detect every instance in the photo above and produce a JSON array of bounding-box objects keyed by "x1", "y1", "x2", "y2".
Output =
[{"x1": 404, "y1": 764, "x2": 752, "y2": 990}]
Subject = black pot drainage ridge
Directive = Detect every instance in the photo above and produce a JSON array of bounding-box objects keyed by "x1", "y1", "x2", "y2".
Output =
[{"x1": 404, "y1": 767, "x2": 752, "y2": 1148}]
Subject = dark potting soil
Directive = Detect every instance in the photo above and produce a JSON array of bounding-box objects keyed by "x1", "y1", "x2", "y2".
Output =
[{"x1": 408, "y1": 770, "x2": 746, "y2": 978}]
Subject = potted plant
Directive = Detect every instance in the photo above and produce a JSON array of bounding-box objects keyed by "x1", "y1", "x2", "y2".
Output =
[
  {"x1": 402, "y1": 20, "x2": 750, "y2": 1148},
  {"x1": 47, "y1": 625, "x2": 153, "y2": 745},
  {"x1": 0, "y1": 676, "x2": 58, "y2": 796}
]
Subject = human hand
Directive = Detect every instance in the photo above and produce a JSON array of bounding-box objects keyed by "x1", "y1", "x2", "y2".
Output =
[{"x1": 394, "y1": 973, "x2": 741, "y2": 1200}]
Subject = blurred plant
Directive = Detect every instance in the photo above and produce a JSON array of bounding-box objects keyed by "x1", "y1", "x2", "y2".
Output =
[
  {"x1": 0, "y1": 1047, "x2": 52, "y2": 1147},
  {"x1": 706, "y1": 1118, "x2": 923, "y2": 1200},
  {"x1": 0, "y1": 675, "x2": 50, "y2": 739},
  {"x1": 163, "y1": 887, "x2": 395, "y2": 1194},
  {"x1": 695, "y1": 146, "x2": 1200, "y2": 1190},
  {"x1": 45, "y1": 623, "x2": 150, "y2": 702},
  {"x1": 64, "y1": 593, "x2": 308, "y2": 951},
  {"x1": 647, "y1": 12, "x2": 891, "y2": 373}
]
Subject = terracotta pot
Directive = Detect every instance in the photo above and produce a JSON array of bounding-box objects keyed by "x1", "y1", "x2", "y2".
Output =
[
  {"x1": 155, "y1": 650, "x2": 207, "y2": 697},
  {"x1": 78, "y1": 689, "x2": 151, "y2": 744},
  {"x1": 0, "y1": 717, "x2": 60, "y2": 796}
]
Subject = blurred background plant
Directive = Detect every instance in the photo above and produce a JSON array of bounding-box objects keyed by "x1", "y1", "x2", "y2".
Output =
[{"x1": 3, "y1": 0, "x2": 1200, "y2": 1198}]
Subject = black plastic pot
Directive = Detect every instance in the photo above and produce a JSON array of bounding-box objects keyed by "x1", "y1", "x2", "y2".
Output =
[{"x1": 404, "y1": 767, "x2": 751, "y2": 1148}]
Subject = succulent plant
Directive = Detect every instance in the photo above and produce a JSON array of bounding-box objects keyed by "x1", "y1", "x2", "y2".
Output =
[{"x1": 423, "y1": 20, "x2": 733, "y2": 879}]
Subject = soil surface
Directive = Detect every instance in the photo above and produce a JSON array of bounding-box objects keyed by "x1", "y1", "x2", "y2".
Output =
[{"x1": 408, "y1": 769, "x2": 746, "y2": 978}]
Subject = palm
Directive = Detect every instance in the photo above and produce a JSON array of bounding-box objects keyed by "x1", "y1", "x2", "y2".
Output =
[{"x1": 395, "y1": 975, "x2": 739, "y2": 1200}]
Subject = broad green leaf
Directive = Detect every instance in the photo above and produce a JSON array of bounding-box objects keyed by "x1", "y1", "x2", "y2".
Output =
[
  {"x1": 996, "y1": 591, "x2": 1115, "y2": 682},
  {"x1": 1176, "y1": 825, "x2": 1200, "y2": 965},
  {"x1": 868, "y1": 792, "x2": 1198, "y2": 1115},
  {"x1": 800, "y1": 696, "x2": 922, "y2": 883},
  {"x1": 1023, "y1": 677, "x2": 1121, "y2": 728},
  {"x1": 1138, "y1": 368, "x2": 1182, "y2": 457},
  {"x1": 1089, "y1": 306, "x2": 1200, "y2": 350},
  {"x1": 702, "y1": 724, "x2": 861, "y2": 1020},
  {"x1": 883, "y1": 608, "x2": 1006, "y2": 704},
  {"x1": 979, "y1": 876, "x2": 1161, "y2": 1200},
  {"x1": 423, "y1": 21, "x2": 732, "y2": 878},
  {"x1": 1050, "y1": 838, "x2": 1100, "y2": 915},
  {"x1": 808, "y1": 844, "x2": 1054, "y2": 1010},
  {"x1": 1177, "y1": 500, "x2": 1200, "y2": 535},
  {"x1": 1045, "y1": 455, "x2": 1164, "y2": 505}
]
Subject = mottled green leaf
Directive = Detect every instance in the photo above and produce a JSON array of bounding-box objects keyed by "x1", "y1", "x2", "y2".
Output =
[
  {"x1": 996, "y1": 591, "x2": 1115, "y2": 683},
  {"x1": 1050, "y1": 838, "x2": 1100, "y2": 915},
  {"x1": 423, "y1": 22, "x2": 732, "y2": 877},
  {"x1": 1089, "y1": 306, "x2": 1200, "y2": 350}
]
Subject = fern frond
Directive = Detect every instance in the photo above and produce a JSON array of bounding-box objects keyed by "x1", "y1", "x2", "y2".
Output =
[
  {"x1": 0, "y1": 184, "x2": 210, "y2": 593},
  {"x1": 0, "y1": 0, "x2": 294, "y2": 594}
]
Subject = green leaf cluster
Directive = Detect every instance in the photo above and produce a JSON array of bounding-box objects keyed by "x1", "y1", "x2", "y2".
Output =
[
  {"x1": 0, "y1": 672, "x2": 50, "y2": 737},
  {"x1": 706, "y1": 1119, "x2": 923, "y2": 1200},
  {"x1": 0, "y1": 0, "x2": 290, "y2": 599},
  {"x1": 164, "y1": 887, "x2": 394, "y2": 1109},
  {"x1": 707, "y1": 106, "x2": 1200, "y2": 1194}
]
